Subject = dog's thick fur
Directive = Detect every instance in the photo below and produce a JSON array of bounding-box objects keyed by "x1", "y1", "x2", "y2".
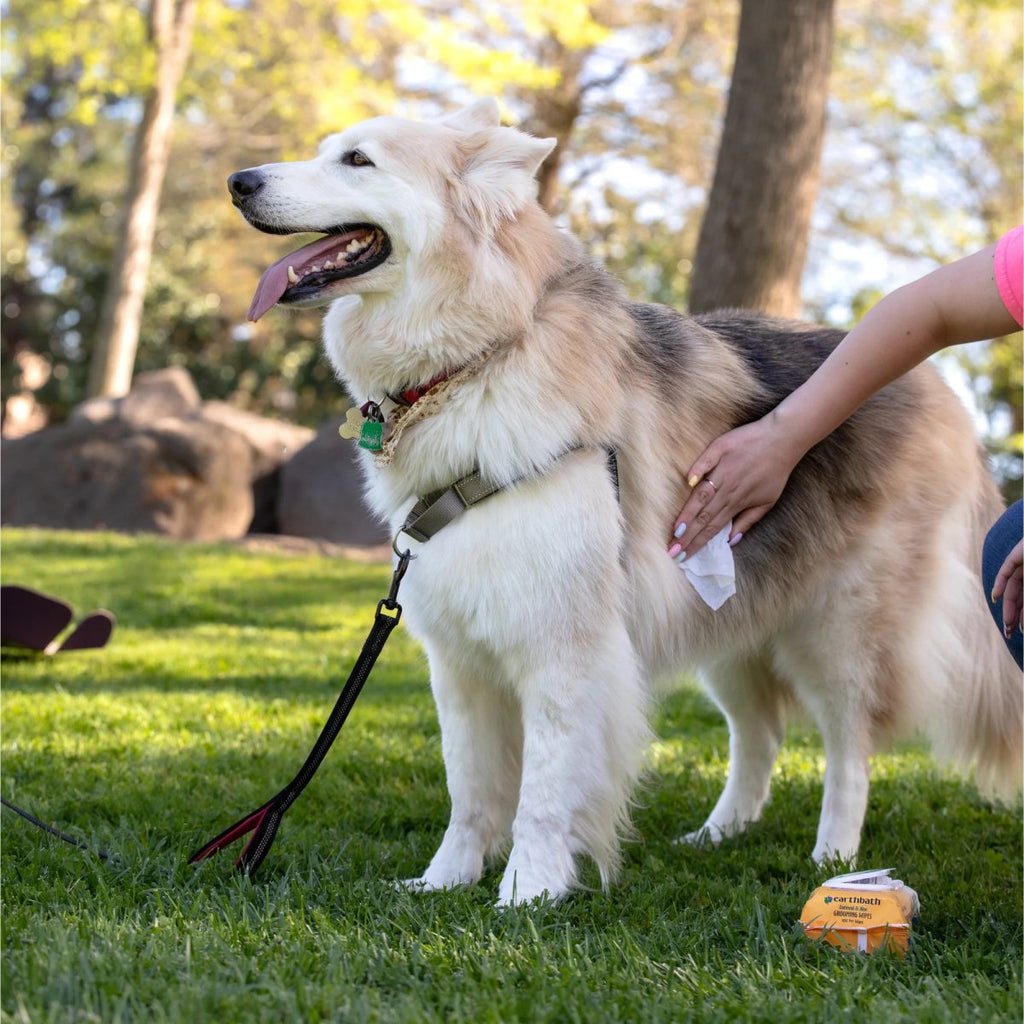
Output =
[{"x1": 230, "y1": 99, "x2": 1021, "y2": 904}]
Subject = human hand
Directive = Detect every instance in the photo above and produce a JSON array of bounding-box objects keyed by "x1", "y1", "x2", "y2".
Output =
[
  {"x1": 668, "y1": 417, "x2": 801, "y2": 560},
  {"x1": 991, "y1": 540, "x2": 1023, "y2": 638}
]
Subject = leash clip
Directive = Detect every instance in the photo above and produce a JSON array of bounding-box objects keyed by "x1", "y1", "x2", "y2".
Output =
[{"x1": 383, "y1": 545, "x2": 413, "y2": 613}]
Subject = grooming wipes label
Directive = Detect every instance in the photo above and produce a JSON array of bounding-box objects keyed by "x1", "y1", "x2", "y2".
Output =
[{"x1": 799, "y1": 868, "x2": 920, "y2": 955}]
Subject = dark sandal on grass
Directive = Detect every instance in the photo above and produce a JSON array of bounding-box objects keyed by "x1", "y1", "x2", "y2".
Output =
[
  {"x1": 1, "y1": 585, "x2": 74, "y2": 651},
  {"x1": 49, "y1": 610, "x2": 116, "y2": 654},
  {"x1": 1, "y1": 585, "x2": 115, "y2": 655}
]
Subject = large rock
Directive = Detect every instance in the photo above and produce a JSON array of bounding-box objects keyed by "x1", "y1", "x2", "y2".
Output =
[
  {"x1": 1, "y1": 416, "x2": 254, "y2": 541},
  {"x1": 70, "y1": 366, "x2": 202, "y2": 428},
  {"x1": 5, "y1": 366, "x2": 391, "y2": 547},
  {"x1": 277, "y1": 416, "x2": 389, "y2": 545},
  {"x1": 120, "y1": 367, "x2": 201, "y2": 427},
  {"x1": 199, "y1": 402, "x2": 315, "y2": 533}
]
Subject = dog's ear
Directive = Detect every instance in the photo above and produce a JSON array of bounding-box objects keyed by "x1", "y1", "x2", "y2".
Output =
[
  {"x1": 441, "y1": 98, "x2": 503, "y2": 132},
  {"x1": 454, "y1": 127, "x2": 557, "y2": 232}
]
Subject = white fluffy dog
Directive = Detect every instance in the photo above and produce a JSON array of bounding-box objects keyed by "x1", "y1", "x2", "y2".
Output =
[{"x1": 227, "y1": 99, "x2": 1021, "y2": 905}]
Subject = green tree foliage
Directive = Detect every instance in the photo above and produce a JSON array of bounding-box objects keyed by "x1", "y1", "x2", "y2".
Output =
[
  {"x1": 1, "y1": 0, "x2": 1020, "y2": 495},
  {"x1": 1, "y1": 0, "x2": 605, "y2": 421},
  {"x1": 821, "y1": 0, "x2": 1023, "y2": 498}
]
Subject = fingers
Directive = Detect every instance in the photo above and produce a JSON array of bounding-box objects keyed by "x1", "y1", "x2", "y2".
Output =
[
  {"x1": 730, "y1": 505, "x2": 771, "y2": 543},
  {"x1": 990, "y1": 541, "x2": 1023, "y2": 601},
  {"x1": 997, "y1": 575, "x2": 1023, "y2": 637},
  {"x1": 991, "y1": 541, "x2": 1024, "y2": 637},
  {"x1": 685, "y1": 449, "x2": 720, "y2": 493},
  {"x1": 669, "y1": 474, "x2": 731, "y2": 561},
  {"x1": 669, "y1": 480, "x2": 776, "y2": 563}
]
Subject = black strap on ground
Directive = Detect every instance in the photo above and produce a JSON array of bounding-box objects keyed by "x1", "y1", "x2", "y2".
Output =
[
  {"x1": 188, "y1": 550, "x2": 411, "y2": 877},
  {"x1": 1, "y1": 796, "x2": 113, "y2": 862}
]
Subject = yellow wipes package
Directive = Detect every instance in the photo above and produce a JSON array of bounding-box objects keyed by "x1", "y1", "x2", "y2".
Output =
[{"x1": 799, "y1": 868, "x2": 920, "y2": 955}]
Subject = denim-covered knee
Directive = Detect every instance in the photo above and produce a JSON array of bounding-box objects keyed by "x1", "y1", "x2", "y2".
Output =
[
  {"x1": 983, "y1": 501, "x2": 1023, "y2": 593},
  {"x1": 981, "y1": 499, "x2": 1023, "y2": 669}
]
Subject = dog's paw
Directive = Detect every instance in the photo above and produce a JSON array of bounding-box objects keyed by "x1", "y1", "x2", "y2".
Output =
[
  {"x1": 399, "y1": 877, "x2": 453, "y2": 894},
  {"x1": 396, "y1": 877, "x2": 438, "y2": 894},
  {"x1": 675, "y1": 824, "x2": 726, "y2": 848},
  {"x1": 398, "y1": 872, "x2": 476, "y2": 894},
  {"x1": 496, "y1": 867, "x2": 571, "y2": 908},
  {"x1": 810, "y1": 843, "x2": 858, "y2": 870},
  {"x1": 495, "y1": 881, "x2": 564, "y2": 909}
]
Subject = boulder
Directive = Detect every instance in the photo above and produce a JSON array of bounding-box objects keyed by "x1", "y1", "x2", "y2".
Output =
[
  {"x1": 199, "y1": 402, "x2": 315, "y2": 533},
  {"x1": 1, "y1": 416, "x2": 254, "y2": 541},
  {"x1": 119, "y1": 367, "x2": 202, "y2": 427},
  {"x1": 276, "y1": 416, "x2": 389, "y2": 545},
  {"x1": 5, "y1": 366, "x2": 390, "y2": 547}
]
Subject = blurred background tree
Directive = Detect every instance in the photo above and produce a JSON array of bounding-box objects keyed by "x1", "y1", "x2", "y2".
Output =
[
  {"x1": 1, "y1": 0, "x2": 1020, "y2": 495},
  {"x1": 688, "y1": 0, "x2": 835, "y2": 317}
]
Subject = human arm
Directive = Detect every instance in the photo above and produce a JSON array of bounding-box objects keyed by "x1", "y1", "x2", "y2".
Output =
[{"x1": 669, "y1": 241, "x2": 1021, "y2": 558}]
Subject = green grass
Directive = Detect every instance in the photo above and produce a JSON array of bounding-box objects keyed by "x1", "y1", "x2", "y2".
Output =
[{"x1": 2, "y1": 528, "x2": 1021, "y2": 1023}]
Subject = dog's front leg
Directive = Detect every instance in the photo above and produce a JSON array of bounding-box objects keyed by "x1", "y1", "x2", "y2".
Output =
[
  {"x1": 497, "y1": 630, "x2": 647, "y2": 907},
  {"x1": 405, "y1": 651, "x2": 522, "y2": 892}
]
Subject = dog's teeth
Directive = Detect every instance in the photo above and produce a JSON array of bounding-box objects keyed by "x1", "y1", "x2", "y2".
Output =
[
  {"x1": 322, "y1": 258, "x2": 335, "y2": 270},
  {"x1": 287, "y1": 265, "x2": 299, "y2": 283},
  {"x1": 346, "y1": 239, "x2": 364, "y2": 253}
]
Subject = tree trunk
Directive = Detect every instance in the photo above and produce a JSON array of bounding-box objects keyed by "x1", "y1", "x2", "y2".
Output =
[
  {"x1": 87, "y1": 0, "x2": 198, "y2": 399},
  {"x1": 688, "y1": 0, "x2": 835, "y2": 317},
  {"x1": 521, "y1": 45, "x2": 588, "y2": 214}
]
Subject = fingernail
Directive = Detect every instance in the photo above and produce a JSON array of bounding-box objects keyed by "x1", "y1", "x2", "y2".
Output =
[
  {"x1": 668, "y1": 542, "x2": 682, "y2": 558},
  {"x1": 990, "y1": 590, "x2": 999, "y2": 604},
  {"x1": 674, "y1": 522, "x2": 687, "y2": 539},
  {"x1": 687, "y1": 474, "x2": 699, "y2": 488},
  {"x1": 674, "y1": 550, "x2": 687, "y2": 564},
  {"x1": 728, "y1": 533, "x2": 743, "y2": 547},
  {"x1": 1004, "y1": 623, "x2": 1015, "y2": 639}
]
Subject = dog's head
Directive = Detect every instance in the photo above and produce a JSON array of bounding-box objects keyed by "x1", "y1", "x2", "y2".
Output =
[{"x1": 229, "y1": 99, "x2": 556, "y2": 321}]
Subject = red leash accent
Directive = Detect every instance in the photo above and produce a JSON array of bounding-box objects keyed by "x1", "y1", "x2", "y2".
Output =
[{"x1": 188, "y1": 799, "x2": 277, "y2": 868}]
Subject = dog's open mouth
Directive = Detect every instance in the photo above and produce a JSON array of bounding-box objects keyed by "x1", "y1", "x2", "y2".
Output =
[{"x1": 247, "y1": 225, "x2": 391, "y2": 321}]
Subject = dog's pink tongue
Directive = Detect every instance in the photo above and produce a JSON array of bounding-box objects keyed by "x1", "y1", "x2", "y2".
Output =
[{"x1": 247, "y1": 234, "x2": 351, "y2": 322}]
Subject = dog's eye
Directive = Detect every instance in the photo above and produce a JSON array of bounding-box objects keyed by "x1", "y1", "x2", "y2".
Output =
[{"x1": 341, "y1": 150, "x2": 374, "y2": 168}]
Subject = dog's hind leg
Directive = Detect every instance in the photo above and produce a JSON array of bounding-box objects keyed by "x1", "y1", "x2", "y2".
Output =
[
  {"x1": 773, "y1": 636, "x2": 876, "y2": 864},
  {"x1": 809, "y1": 716, "x2": 871, "y2": 865},
  {"x1": 684, "y1": 655, "x2": 787, "y2": 846},
  {"x1": 406, "y1": 652, "x2": 523, "y2": 892}
]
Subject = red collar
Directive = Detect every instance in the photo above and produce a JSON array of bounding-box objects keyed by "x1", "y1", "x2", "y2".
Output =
[
  {"x1": 391, "y1": 370, "x2": 454, "y2": 407},
  {"x1": 359, "y1": 369, "x2": 459, "y2": 421}
]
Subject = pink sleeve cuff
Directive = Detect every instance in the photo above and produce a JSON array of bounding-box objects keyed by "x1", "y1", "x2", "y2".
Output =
[{"x1": 994, "y1": 225, "x2": 1023, "y2": 327}]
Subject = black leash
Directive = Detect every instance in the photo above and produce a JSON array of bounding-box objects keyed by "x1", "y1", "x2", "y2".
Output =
[
  {"x1": 0, "y1": 796, "x2": 113, "y2": 862},
  {"x1": 7, "y1": 447, "x2": 618, "y2": 877},
  {"x1": 190, "y1": 446, "x2": 617, "y2": 877},
  {"x1": 2, "y1": 553, "x2": 411, "y2": 877},
  {"x1": 188, "y1": 549, "x2": 411, "y2": 877}
]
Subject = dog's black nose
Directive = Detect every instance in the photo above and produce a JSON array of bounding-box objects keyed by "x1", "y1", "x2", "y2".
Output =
[{"x1": 228, "y1": 170, "x2": 264, "y2": 203}]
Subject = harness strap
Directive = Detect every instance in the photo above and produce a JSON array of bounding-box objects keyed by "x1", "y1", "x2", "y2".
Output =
[
  {"x1": 399, "y1": 446, "x2": 619, "y2": 545},
  {"x1": 400, "y1": 469, "x2": 504, "y2": 544}
]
